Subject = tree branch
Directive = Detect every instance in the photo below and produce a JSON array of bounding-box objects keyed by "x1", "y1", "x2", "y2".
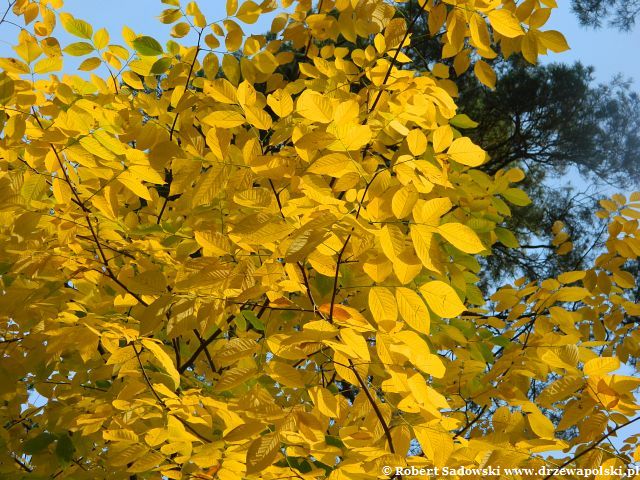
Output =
[
  {"x1": 349, "y1": 359, "x2": 396, "y2": 455},
  {"x1": 543, "y1": 415, "x2": 640, "y2": 480}
]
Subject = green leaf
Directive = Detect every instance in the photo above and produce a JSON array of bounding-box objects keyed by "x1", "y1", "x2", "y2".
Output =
[
  {"x1": 0, "y1": 72, "x2": 14, "y2": 105},
  {"x1": 495, "y1": 227, "x2": 520, "y2": 248},
  {"x1": 150, "y1": 57, "x2": 172, "y2": 75},
  {"x1": 242, "y1": 311, "x2": 265, "y2": 331},
  {"x1": 23, "y1": 433, "x2": 56, "y2": 454},
  {"x1": 133, "y1": 36, "x2": 163, "y2": 56},
  {"x1": 450, "y1": 113, "x2": 479, "y2": 129},
  {"x1": 55, "y1": 434, "x2": 75, "y2": 463},
  {"x1": 324, "y1": 435, "x2": 345, "y2": 448},
  {"x1": 502, "y1": 187, "x2": 532, "y2": 206},
  {"x1": 63, "y1": 42, "x2": 95, "y2": 56},
  {"x1": 234, "y1": 313, "x2": 247, "y2": 332},
  {"x1": 490, "y1": 336, "x2": 510, "y2": 347}
]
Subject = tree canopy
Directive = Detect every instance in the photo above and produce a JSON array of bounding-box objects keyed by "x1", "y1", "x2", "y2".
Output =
[
  {"x1": 571, "y1": 0, "x2": 640, "y2": 31},
  {"x1": 1, "y1": 1, "x2": 640, "y2": 479},
  {"x1": 396, "y1": 0, "x2": 640, "y2": 287}
]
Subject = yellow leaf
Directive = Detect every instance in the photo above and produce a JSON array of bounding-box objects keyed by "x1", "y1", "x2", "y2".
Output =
[
  {"x1": 171, "y1": 22, "x2": 191, "y2": 38},
  {"x1": 144, "y1": 428, "x2": 169, "y2": 447},
  {"x1": 527, "y1": 411, "x2": 555, "y2": 439},
  {"x1": 487, "y1": 9, "x2": 524, "y2": 38},
  {"x1": 78, "y1": 57, "x2": 101, "y2": 71},
  {"x1": 63, "y1": 41, "x2": 94, "y2": 56},
  {"x1": 392, "y1": 184, "x2": 418, "y2": 219},
  {"x1": 253, "y1": 50, "x2": 279, "y2": 74},
  {"x1": 432, "y1": 125, "x2": 453, "y2": 153},
  {"x1": 362, "y1": 256, "x2": 393, "y2": 283},
  {"x1": 118, "y1": 170, "x2": 152, "y2": 200},
  {"x1": 244, "y1": 105, "x2": 272, "y2": 130},
  {"x1": 103, "y1": 429, "x2": 139, "y2": 443},
  {"x1": 267, "y1": 89, "x2": 293, "y2": 118},
  {"x1": 521, "y1": 31, "x2": 539, "y2": 64},
  {"x1": 226, "y1": 0, "x2": 238, "y2": 16},
  {"x1": 379, "y1": 224, "x2": 404, "y2": 261},
  {"x1": 123, "y1": 71, "x2": 144, "y2": 89},
  {"x1": 474, "y1": 60, "x2": 496, "y2": 89},
  {"x1": 502, "y1": 187, "x2": 531, "y2": 206},
  {"x1": 327, "y1": 123, "x2": 371, "y2": 151},
  {"x1": 296, "y1": 90, "x2": 334, "y2": 123},
  {"x1": 340, "y1": 327, "x2": 370, "y2": 361},
  {"x1": 246, "y1": 432, "x2": 280, "y2": 474},
  {"x1": 52, "y1": 177, "x2": 72, "y2": 205},
  {"x1": 420, "y1": 198, "x2": 453, "y2": 225},
  {"x1": 583, "y1": 357, "x2": 620, "y2": 377},
  {"x1": 94, "y1": 28, "x2": 110, "y2": 49},
  {"x1": 437, "y1": 223, "x2": 485, "y2": 254},
  {"x1": 236, "y1": 0, "x2": 262, "y2": 24},
  {"x1": 447, "y1": 137, "x2": 486, "y2": 167},
  {"x1": 128, "y1": 165, "x2": 165, "y2": 184},
  {"x1": 406, "y1": 129, "x2": 427, "y2": 156},
  {"x1": 396, "y1": 287, "x2": 430, "y2": 334},
  {"x1": 142, "y1": 340, "x2": 180, "y2": 389},
  {"x1": 310, "y1": 387, "x2": 339, "y2": 417},
  {"x1": 469, "y1": 14, "x2": 491, "y2": 50},
  {"x1": 393, "y1": 252, "x2": 422, "y2": 285},
  {"x1": 60, "y1": 13, "x2": 93, "y2": 39},
  {"x1": 538, "y1": 30, "x2": 570, "y2": 52},
  {"x1": 204, "y1": 78, "x2": 238, "y2": 104},
  {"x1": 410, "y1": 225, "x2": 440, "y2": 273},
  {"x1": 202, "y1": 110, "x2": 246, "y2": 128},
  {"x1": 419, "y1": 281, "x2": 465, "y2": 318},
  {"x1": 414, "y1": 425, "x2": 453, "y2": 467},
  {"x1": 33, "y1": 56, "x2": 62, "y2": 74},
  {"x1": 369, "y1": 287, "x2": 398, "y2": 329},
  {"x1": 214, "y1": 367, "x2": 256, "y2": 391},
  {"x1": 555, "y1": 286, "x2": 589, "y2": 302}
]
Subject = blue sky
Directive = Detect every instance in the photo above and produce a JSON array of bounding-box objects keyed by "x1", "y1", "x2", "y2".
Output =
[{"x1": 544, "y1": 2, "x2": 640, "y2": 90}]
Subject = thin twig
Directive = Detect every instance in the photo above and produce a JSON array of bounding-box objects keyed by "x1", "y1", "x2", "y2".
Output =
[
  {"x1": 543, "y1": 415, "x2": 640, "y2": 480},
  {"x1": 349, "y1": 359, "x2": 396, "y2": 455}
]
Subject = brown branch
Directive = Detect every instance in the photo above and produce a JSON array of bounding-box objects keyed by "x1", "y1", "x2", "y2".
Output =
[
  {"x1": 75, "y1": 235, "x2": 136, "y2": 259},
  {"x1": 0, "y1": 1, "x2": 16, "y2": 25},
  {"x1": 31, "y1": 109, "x2": 148, "y2": 307},
  {"x1": 303, "y1": 0, "x2": 324, "y2": 56},
  {"x1": 328, "y1": 235, "x2": 350, "y2": 322},
  {"x1": 543, "y1": 415, "x2": 640, "y2": 480},
  {"x1": 349, "y1": 359, "x2": 396, "y2": 455},
  {"x1": 158, "y1": 33, "x2": 202, "y2": 225},
  {"x1": 169, "y1": 35, "x2": 201, "y2": 142},
  {"x1": 327, "y1": 168, "x2": 382, "y2": 322},
  {"x1": 0, "y1": 337, "x2": 23, "y2": 344},
  {"x1": 269, "y1": 179, "x2": 284, "y2": 218},
  {"x1": 172, "y1": 337, "x2": 181, "y2": 371},
  {"x1": 298, "y1": 261, "x2": 324, "y2": 318},
  {"x1": 368, "y1": 0, "x2": 428, "y2": 114},
  {"x1": 42, "y1": 381, "x2": 107, "y2": 392},
  {"x1": 292, "y1": 346, "x2": 328, "y2": 368},
  {"x1": 453, "y1": 405, "x2": 487, "y2": 439},
  {"x1": 178, "y1": 314, "x2": 234, "y2": 374},
  {"x1": 193, "y1": 329, "x2": 217, "y2": 374},
  {"x1": 13, "y1": 455, "x2": 33, "y2": 473},
  {"x1": 133, "y1": 344, "x2": 212, "y2": 443}
]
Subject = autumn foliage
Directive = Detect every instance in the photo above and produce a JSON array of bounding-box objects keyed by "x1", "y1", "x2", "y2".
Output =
[{"x1": 1, "y1": 0, "x2": 640, "y2": 479}]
